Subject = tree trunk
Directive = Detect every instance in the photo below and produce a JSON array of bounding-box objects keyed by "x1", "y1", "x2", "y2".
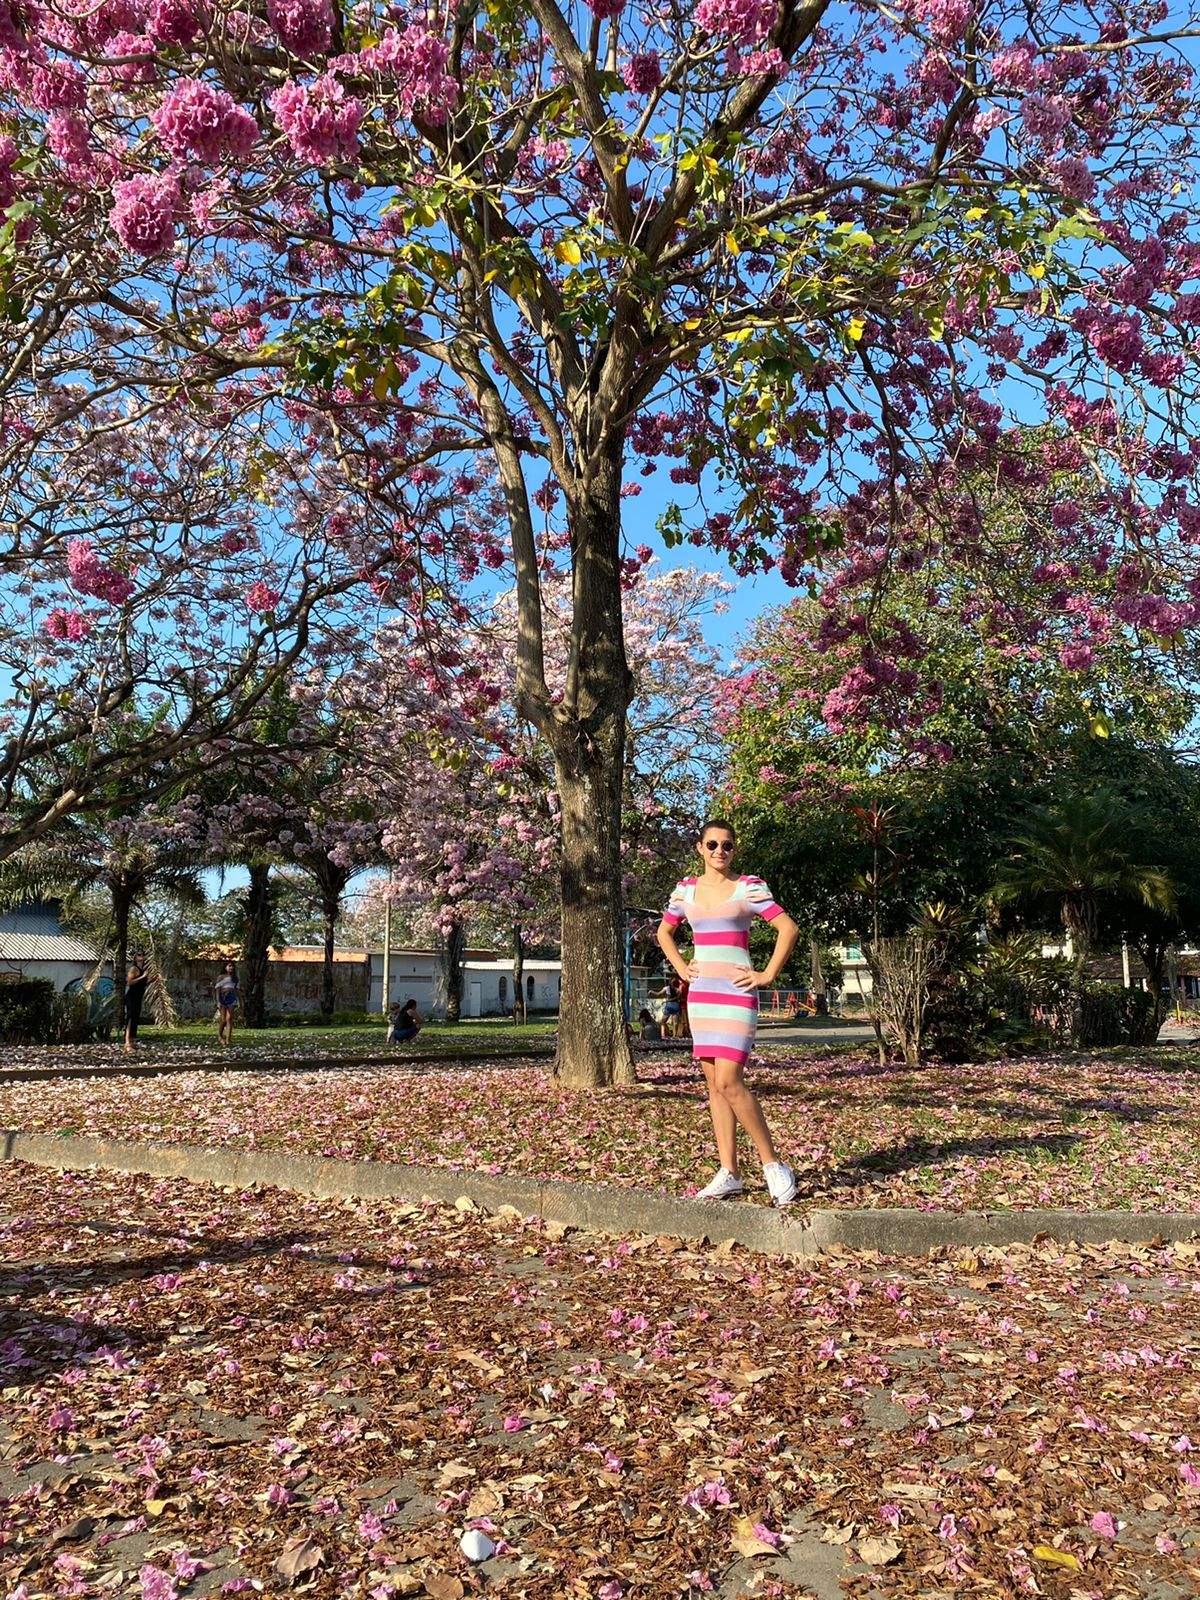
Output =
[
  {"x1": 553, "y1": 743, "x2": 635, "y2": 1088},
  {"x1": 112, "y1": 879, "x2": 132, "y2": 1032},
  {"x1": 512, "y1": 923, "x2": 526, "y2": 1024},
  {"x1": 321, "y1": 890, "x2": 339, "y2": 1016},
  {"x1": 443, "y1": 915, "x2": 464, "y2": 1023},
  {"x1": 810, "y1": 934, "x2": 828, "y2": 1014},
  {"x1": 550, "y1": 451, "x2": 636, "y2": 1090},
  {"x1": 241, "y1": 862, "x2": 272, "y2": 1029}
]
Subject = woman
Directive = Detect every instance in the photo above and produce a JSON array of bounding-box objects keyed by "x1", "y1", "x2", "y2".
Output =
[
  {"x1": 657, "y1": 818, "x2": 800, "y2": 1205},
  {"x1": 214, "y1": 960, "x2": 239, "y2": 1048},
  {"x1": 390, "y1": 998, "x2": 421, "y2": 1043},
  {"x1": 124, "y1": 953, "x2": 150, "y2": 1054}
]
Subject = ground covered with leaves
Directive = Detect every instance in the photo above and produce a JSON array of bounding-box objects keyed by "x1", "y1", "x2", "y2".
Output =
[
  {"x1": 1, "y1": 1163, "x2": 1198, "y2": 1599},
  {"x1": 0, "y1": 1025, "x2": 555, "y2": 1077},
  {"x1": 2, "y1": 1048, "x2": 1199, "y2": 1212}
]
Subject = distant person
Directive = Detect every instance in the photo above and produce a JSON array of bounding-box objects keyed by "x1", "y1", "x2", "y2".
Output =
[
  {"x1": 214, "y1": 960, "x2": 239, "y2": 1048},
  {"x1": 637, "y1": 1007, "x2": 662, "y2": 1042},
  {"x1": 661, "y1": 977, "x2": 682, "y2": 1037},
  {"x1": 124, "y1": 953, "x2": 149, "y2": 1054},
  {"x1": 390, "y1": 998, "x2": 421, "y2": 1043}
]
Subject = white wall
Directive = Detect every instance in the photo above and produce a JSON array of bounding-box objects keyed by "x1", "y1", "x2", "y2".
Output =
[
  {"x1": 0, "y1": 959, "x2": 95, "y2": 993},
  {"x1": 368, "y1": 953, "x2": 561, "y2": 1018}
]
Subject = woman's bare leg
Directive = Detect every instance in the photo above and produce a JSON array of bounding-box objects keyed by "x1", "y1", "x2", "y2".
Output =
[
  {"x1": 700, "y1": 1057, "x2": 739, "y2": 1173},
  {"x1": 713, "y1": 1061, "x2": 779, "y2": 1168}
]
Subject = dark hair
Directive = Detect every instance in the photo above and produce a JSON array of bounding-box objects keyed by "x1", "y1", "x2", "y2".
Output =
[
  {"x1": 698, "y1": 817, "x2": 737, "y2": 845},
  {"x1": 402, "y1": 998, "x2": 416, "y2": 1011}
]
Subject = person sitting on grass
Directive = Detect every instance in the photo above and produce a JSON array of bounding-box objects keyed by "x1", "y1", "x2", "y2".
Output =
[
  {"x1": 638, "y1": 1007, "x2": 662, "y2": 1042},
  {"x1": 390, "y1": 998, "x2": 421, "y2": 1043}
]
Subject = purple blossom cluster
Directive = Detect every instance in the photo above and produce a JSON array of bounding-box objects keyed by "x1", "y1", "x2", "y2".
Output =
[
  {"x1": 108, "y1": 169, "x2": 179, "y2": 255},
  {"x1": 152, "y1": 78, "x2": 258, "y2": 163},
  {"x1": 270, "y1": 73, "x2": 362, "y2": 166},
  {"x1": 267, "y1": 0, "x2": 333, "y2": 57},
  {"x1": 65, "y1": 537, "x2": 136, "y2": 604}
]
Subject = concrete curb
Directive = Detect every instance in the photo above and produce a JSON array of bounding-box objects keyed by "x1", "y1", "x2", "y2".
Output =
[{"x1": 4, "y1": 1130, "x2": 1199, "y2": 1260}]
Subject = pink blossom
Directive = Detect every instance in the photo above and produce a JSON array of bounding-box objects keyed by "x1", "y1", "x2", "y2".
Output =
[
  {"x1": 109, "y1": 171, "x2": 179, "y2": 257},
  {"x1": 502, "y1": 1413, "x2": 529, "y2": 1432},
  {"x1": 153, "y1": 79, "x2": 259, "y2": 163},
  {"x1": 245, "y1": 581, "x2": 281, "y2": 614},
  {"x1": 270, "y1": 74, "x2": 363, "y2": 165},
  {"x1": 584, "y1": 0, "x2": 625, "y2": 16},
  {"x1": 367, "y1": 27, "x2": 460, "y2": 126},
  {"x1": 622, "y1": 53, "x2": 661, "y2": 99},
  {"x1": 1021, "y1": 93, "x2": 1070, "y2": 148},
  {"x1": 45, "y1": 607, "x2": 91, "y2": 641},
  {"x1": 148, "y1": 0, "x2": 202, "y2": 45},
  {"x1": 105, "y1": 30, "x2": 157, "y2": 86},
  {"x1": 991, "y1": 39, "x2": 1042, "y2": 91},
  {"x1": 1089, "y1": 1511, "x2": 1118, "y2": 1539},
  {"x1": 1051, "y1": 155, "x2": 1096, "y2": 201},
  {"x1": 0, "y1": 134, "x2": 17, "y2": 212},
  {"x1": 268, "y1": 0, "x2": 333, "y2": 55},
  {"x1": 905, "y1": 0, "x2": 971, "y2": 45},
  {"x1": 681, "y1": 1476, "x2": 732, "y2": 1511},
  {"x1": 695, "y1": 0, "x2": 776, "y2": 47},
  {"x1": 66, "y1": 538, "x2": 137, "y2": 604},
  {"x1": 46, "y1": 112, "x2": 95, "y2": 179},
  {"x1": 139, "y1": 1567, "x2": 179, "y2": 1600}
]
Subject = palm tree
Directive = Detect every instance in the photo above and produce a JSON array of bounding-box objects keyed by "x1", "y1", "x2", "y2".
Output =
[
  {"x1": 993, "y1": 790, "x2": 1176, "y2": 964},
  {"x1": 0, "y1": 820, "x2": 207, "y2": 1031}
]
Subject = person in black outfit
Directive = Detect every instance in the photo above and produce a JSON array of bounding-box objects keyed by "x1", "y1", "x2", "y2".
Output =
[{"x1": 124, "y1": 953, "x2": 150, "y2": 1053}]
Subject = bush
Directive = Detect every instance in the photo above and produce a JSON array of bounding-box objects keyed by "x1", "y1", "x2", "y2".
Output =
[
  {"x1": 925, "y1": 936, "x2": 1162, "y2": 1059},
  {"x1": 0, "y1": 978, "x2": 57, "y2": 1043}
]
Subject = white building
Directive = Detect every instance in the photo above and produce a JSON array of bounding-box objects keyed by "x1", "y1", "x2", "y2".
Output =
[
  {"x1": 368, "y1": 948, "x2": 562, "y2": 1018},
  {"x1": 834, "y1": 940, "x2": 873, "y2": 1003},
  {"x1": 0, "y1": 902, "x2": 100, "y2": 992}
]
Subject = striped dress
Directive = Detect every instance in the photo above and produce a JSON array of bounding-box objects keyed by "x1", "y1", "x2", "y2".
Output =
[{"x1": 662, "y1": 875, "x2": 786, "y2": 1067}]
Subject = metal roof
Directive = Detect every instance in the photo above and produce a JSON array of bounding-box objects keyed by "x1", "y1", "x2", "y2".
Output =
[{"x1": 0, "y1": 932, "x2": 99, "y2": 963}]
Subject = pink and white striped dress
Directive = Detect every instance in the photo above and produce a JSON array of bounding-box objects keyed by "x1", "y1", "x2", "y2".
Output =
[{"x1": 662, "y1": 874, "x2": 787, "y2": 1067}]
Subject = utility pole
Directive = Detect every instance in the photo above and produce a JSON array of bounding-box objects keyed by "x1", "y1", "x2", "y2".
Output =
[{"x1": 381, "y1": 869, "x2": 392, "y2": 1017}]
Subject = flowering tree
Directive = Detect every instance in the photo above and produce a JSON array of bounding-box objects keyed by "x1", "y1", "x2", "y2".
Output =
[
  {"x1": 0, "y1": 388, "x2": 391, "y2": 860},
  {"x1": 4, "y1": 0, "x2": 1200, "y2": 1082}
]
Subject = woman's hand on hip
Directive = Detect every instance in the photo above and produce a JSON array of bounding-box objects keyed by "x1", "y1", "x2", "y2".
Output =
[{"x1": 732, "y1": 969, "x2": 767, "y2": 991}]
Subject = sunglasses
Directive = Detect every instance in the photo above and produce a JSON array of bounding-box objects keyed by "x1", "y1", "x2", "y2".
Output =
[{"x1": 704, "y1": 840, "x2": 734, "y2": 853}]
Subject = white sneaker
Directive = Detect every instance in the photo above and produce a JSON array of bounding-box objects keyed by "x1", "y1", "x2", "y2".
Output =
[
  {"x1": 764, "y1": 1161, "x2": 798, "y2": 1206},
  {"x1": 695, "y1": 1167, "x2": 744, "y2": 1201}
]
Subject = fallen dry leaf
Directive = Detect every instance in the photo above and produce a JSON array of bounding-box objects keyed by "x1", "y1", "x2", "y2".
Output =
[
  {"x1": 857, "y1": 1535, "x2": 902, "y2": 1566},
  {"x1": 275, "y1": 1536, "x2": 326, "y2": 1584},
  {"x1": 730, "y1": 1515, "x2": 781, "y2": 1558},
  {"x1": 1032, "y1": 1543, "x2": 1082, "y2": 1572}
]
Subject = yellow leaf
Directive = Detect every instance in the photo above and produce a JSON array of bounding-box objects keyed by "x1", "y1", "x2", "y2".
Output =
[
  {"x1": 1088, "y1": 711, "x2": 1112, "y2": 739},
  {"x1": 702, "y1": 154, "x2": 720, "y2": 176},
  {"x1": 731, "y1": 1516, "x2": 780, "y2": 1559},
  {"x1": 554, "y1": 238, "x2": 582, "y2": 266},
  {"x1": 1033, "y1": 1545, "x2": 1081, "y2": 1572},
  {"x1": 1028, "y1": 262, "x2": 1046, "y2": 279},
  {"x1": 847, "y1": 316, "x2": 866, "y2": 342},
  {"x1": 927, "y1": 317, "x2": 944, "y2": 340},
  {"x1": 725, "y1": 232, "x2": 741, "y2": 255},
  {"x1": 683, "y1": 318, "x2": 702, "y2": 330},
  {"x1": 965, "y1": 206, "x2": 987, "y2": 222}
]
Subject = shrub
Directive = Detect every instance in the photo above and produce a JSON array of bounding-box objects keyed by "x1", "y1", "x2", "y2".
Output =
[{"x1": 0, "y1": 978, "x2": 57, "y2": 1043}]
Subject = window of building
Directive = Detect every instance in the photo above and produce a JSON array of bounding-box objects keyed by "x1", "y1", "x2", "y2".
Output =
[
  {"x1": 499, "y1": 976, "x2": 508, "y2": 1004},
  {"x1": 527, "y1": 975, "x2": 535, "y2": 1000}
]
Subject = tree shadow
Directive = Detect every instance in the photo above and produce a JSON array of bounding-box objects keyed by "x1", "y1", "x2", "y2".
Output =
[
  {"x1": 0, "y1": 1228, "x2": 439, "y2": 1388},
  {"x1": 798, "y1": 1131, "x2": 1082, "y2": 1199}
]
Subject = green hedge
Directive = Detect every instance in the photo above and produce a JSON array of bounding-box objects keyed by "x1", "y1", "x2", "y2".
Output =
[{"x1": 0, "y1": 978, "x2": 56, "y2": 1043}]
